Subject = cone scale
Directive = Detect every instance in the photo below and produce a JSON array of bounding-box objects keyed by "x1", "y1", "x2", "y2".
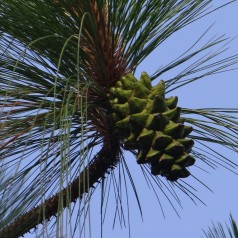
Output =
[{"x1": 109, "y1": 72, "x2": 195, "y2": 181}]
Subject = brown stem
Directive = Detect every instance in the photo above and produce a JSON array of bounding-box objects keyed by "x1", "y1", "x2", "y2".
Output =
[{"x1": 0, "y1": 140, "x2": 120, "y2": 238}]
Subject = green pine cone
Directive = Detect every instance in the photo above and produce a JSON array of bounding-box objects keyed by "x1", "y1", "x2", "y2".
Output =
[
  {"x1": 139, "y1": 72, "x2": 152, "y2": 89},
  {"x1": 133, "y1": 81, "x2": 151, "y2": 98},
  {"x1": 120, "y1": 74, "x2": 136, "y2": 89},
  {"x1": 148, "y1": 80, "x2": 165, "y2": 99},
  {"x1": 165, "y1": 96, "x2": 178, "y2": 109},
  {"x1": 109, "y1": 72, "x2": 195, "y2": 181},
  {"x1": 128, "y1": 97, "x2": 148, "y2": 114},
  {"x1": 137, "y1": 128, "x2": 155, "y2": 149}
]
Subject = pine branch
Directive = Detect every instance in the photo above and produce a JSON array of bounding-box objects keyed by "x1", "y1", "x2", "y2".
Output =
[{"x1": 0, "y1": 140, "x2": 120, "y2": 238}]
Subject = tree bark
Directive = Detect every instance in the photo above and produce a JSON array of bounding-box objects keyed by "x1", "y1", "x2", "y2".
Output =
[{"x1": 0, "y1": 140, "x2": 120, "y2": 238}]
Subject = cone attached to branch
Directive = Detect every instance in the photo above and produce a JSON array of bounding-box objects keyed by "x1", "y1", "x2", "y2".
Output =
[{"x1": 109, "y1": 72, "x2": 195, "y2": 181}]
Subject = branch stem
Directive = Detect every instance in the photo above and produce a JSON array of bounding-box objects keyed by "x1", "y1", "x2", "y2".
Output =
[{"x1": 0, "y1": 141, "x2": 120, "y2": 238}]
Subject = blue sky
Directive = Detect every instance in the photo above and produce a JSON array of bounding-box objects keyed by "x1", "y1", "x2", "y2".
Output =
[
  {"x1": 91, "y1": 1, "x2": 238, "y2": 238},
  {"x1": 20, "y1": 1, "x2": 238, "y2": 238}
]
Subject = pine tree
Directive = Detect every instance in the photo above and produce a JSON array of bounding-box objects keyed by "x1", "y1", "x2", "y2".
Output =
[{"x1": 0, "y1": 1, "x2": 238, "y2": 237}]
